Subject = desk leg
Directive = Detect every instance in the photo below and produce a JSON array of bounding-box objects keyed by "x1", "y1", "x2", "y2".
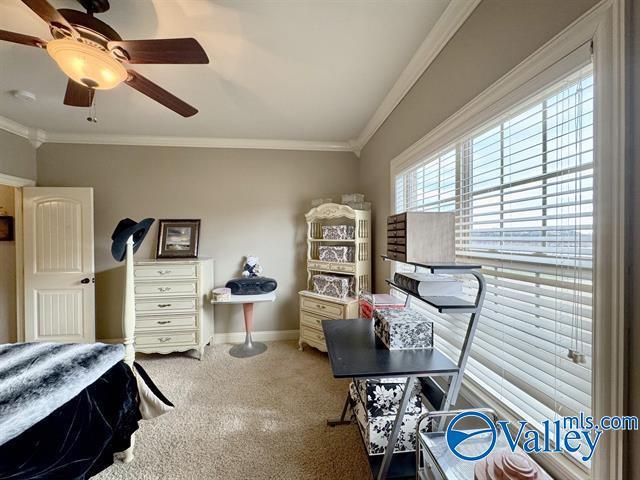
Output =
[
  {"x1": 377, "y1": 376, "x2": 416, "y2": 480},
  {"x1": 327, "y1": 392, "x2": 352, "y2": 427},
  {"x1": 229, "y1": 302, "x2": 267, "y2": 358}
]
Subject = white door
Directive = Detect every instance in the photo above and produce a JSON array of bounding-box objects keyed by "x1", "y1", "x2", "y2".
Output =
[{"x1": 23, "y1": 187, "x2": 95, "y2": 343}]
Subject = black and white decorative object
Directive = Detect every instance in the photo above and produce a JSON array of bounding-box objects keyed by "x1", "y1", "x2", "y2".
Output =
[
  {"x1": 373, "y1": 308, "x2": 434, "y2": 350},
  {"x1": 321, "y1": 224, "x2": 355, "y2": 240},
  {"x1": 226, "y1": 256, "x2": 277, "y2": 296},
  {"x1": 312, "y1": 274, "x2": 353, "y2": 298},
  {"x1": 354, "y1": 378, "x2": 422, "y2": 417},
  {"x1": 393, "y1": 272, "x2": 463, "y2": 297},
  {"x1": 241, "y1": 255, "x2": 263, "y2": 277},
  {"x1": 318, "y1": 245, "x2": 354, "y2": 263},
  {"x1": 349, "y1": 382, "x2": 424, "y2": 455}
]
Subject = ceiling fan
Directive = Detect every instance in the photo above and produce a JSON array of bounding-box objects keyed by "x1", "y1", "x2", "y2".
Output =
[{"x1": 0, "y1": 0, "x2": 209, "y2": 117}]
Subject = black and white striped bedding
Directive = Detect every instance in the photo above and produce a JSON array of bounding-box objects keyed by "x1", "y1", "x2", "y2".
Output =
[{"x1": 0, "y1": 342, "x2": 124, "y2": 446}]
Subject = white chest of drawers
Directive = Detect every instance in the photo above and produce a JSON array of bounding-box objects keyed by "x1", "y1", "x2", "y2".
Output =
[{"x1": 134, "y1": 258, "x2": 214, "y2": 359}]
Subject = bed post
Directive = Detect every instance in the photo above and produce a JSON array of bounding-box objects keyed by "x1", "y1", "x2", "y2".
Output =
[
  {"x1": 123, "y1": 236, "x2": 136, "y2": 367},
  {"x1": 118, "y1": 235, "x2": 136, "y2": 463}
]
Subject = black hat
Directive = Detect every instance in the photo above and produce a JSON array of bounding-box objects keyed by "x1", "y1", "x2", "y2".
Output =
[{"x1": 111, "y1": 218, "x2": 155, "y2": 262}]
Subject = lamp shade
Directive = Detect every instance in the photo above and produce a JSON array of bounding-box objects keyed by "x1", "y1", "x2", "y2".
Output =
[{"x1": 47, "y1": 38, "x2": 128, "y2": 90}]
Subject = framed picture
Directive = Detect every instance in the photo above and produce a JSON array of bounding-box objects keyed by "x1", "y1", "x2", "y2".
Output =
[
  {"x1": 0, "y1": 216, "x2": 14, "y2": 242},
  {"x1": 156, "y1": 219, "x2": 201, "y2": 258}
]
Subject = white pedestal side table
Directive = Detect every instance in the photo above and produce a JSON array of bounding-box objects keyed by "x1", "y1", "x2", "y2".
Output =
[{"x1": 211, "y1": 291, "x2": 276, "y2": 358}]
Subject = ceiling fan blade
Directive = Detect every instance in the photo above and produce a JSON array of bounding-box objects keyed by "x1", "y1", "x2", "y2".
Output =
[
  {"x1": 0, "y1": 29, "x2": 47, "y2": 48},
  {"x1": 125, "y1": 70, "x2": 198, "y2": 117},
  {"x1": 63, "y1": 80, "x2": 94, "y2": 107},
  {"x1": 108, "y1": 38, "x2": 209, "y2": 64},
  {"x1": 22, "y1": 0, "x2": 78, "y2": 36}
]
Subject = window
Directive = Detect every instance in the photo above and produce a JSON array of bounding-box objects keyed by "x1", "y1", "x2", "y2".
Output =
[{"x1": 394, "y1": 65, "x2": 593, "y2": 464}]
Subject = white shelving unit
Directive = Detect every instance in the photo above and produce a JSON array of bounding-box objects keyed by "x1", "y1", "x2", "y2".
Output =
[{"x1": 299, "y1": 203, "x2": 371, "y2": 352}]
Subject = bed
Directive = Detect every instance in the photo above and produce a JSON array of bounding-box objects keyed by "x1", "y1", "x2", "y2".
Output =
[
  {"x1": 0, "y1": 218, "x2": 170, "y2": 479},
  {"x1": 0, "y1": 340, "x2": 172, "y2": 480},
  {"x1": 0, "y1": 343, "x2": 133, "y2": 479}
]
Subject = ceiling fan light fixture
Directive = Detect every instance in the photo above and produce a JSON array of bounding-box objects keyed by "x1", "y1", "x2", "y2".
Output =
[{"x1": 46, "y1": 38, "x2": 127, "y2": 90}]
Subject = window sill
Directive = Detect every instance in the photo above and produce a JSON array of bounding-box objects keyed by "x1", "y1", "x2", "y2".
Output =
[{"x1": 458, "y1": 375, "x2": 591, "y2": 480}]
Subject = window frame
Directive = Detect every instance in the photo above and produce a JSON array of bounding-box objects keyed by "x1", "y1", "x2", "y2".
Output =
[{"x1": 387, "y1": 2, "x2": 625, "y2": 478}]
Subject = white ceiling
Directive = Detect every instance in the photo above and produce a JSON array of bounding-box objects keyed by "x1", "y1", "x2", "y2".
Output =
[{"x1": 0, "y1": 0, "x2": 451, "y2": 145}]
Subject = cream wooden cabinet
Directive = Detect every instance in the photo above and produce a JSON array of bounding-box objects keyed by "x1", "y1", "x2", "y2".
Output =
[
  {"x1": 298, "y1": 203, "x2": 370, "y2": 352},
  {"x1": 134, "y1": 258, "x2": 214, "y2": 359},
  {"x1": 298, "y1": 290, "x2": 358, "y2": 352}
]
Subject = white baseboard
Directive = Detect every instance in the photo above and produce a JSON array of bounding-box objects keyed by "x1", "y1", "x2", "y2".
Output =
[
  {"x1": 213, "y1": 329, "x2": 299, "y2": 344},
  {"x1": 98, "y1": 330, "x2": 300, "y2": 346}
]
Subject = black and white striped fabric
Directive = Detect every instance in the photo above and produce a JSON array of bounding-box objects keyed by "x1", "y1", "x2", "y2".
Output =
[{"x1": 0, "y1": 342, "x2": 124, "y2": 446}]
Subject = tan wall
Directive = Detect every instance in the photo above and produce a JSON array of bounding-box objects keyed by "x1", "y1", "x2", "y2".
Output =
[
  {"x1": 0, "y1": 185, "x2": 16, "y2": 343},
  {"x1": 0, "y1": 130, "x2": 37, "y2": 181},
  {"x1": 36, "y1": 144, "x2": 359, "y2": 339},
  {"x1": 359, "y1": 0, "x2": 599, "y2": 292},
  {"x1": 0, "y1": 130, "x2": 35, "y2": 343}
]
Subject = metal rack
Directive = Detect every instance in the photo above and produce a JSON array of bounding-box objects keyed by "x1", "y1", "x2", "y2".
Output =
[
  {"x1": 325, "y1": 257, "x2": 486, "y2": 479},
  {"x1": 376, "y1": 255, "x2": 486, "y2": 479},
  {"x1": 382, "y1": 255, "x2": 486, "y2": 414}
]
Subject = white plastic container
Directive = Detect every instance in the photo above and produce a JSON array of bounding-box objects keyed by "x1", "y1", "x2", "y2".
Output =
[
  {"x1": 341, "y1": 193, "x2": 365, "y2": 204},
  {"x1": 311, "y1": 197, "x2": 333, "y2": 207}
]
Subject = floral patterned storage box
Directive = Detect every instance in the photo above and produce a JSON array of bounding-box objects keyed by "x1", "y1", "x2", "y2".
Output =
[
  {"x1": 318, "y1": 246, "x2": 354, "y2": 263},
  {"x1": 349, "y1": 382, "x2": 424, "y2": 455},
  {"x1": 322, "y1": 225, "x2": 355, "y2": 240},
  {"x1": 354, "y1": 377, "x2": 422, "y2": 417},
  {"x1": 373, "y1": 308, "x2": 434, "y2": 350},
  {"x1": 312, "y1": 274, "x2": 354, "y2": 298}
]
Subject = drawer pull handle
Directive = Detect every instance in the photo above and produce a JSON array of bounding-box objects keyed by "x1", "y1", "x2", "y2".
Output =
[
  {"x1": 158, "y1": 287, "x2": 172, "y2": 292},
  {"x1": 157, "y1": 320, "x2": 172, "y2": 325},
  {"x1": 317, "y1": 304, "x2": 326, "y2": 309},
  {"x1": 157, "y1": 270, "x2": 172, "y2": 275},
  {"x1": 158, "y1": 304, "x2": 172, "y2": 308},
  {"x1": 158, "y1": 337, "x2": 172, "y2": 343}
]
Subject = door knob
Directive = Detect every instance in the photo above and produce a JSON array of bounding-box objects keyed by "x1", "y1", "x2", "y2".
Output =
[{"x1": 81, "y1": 278, "x2": 91, "y2": 284}]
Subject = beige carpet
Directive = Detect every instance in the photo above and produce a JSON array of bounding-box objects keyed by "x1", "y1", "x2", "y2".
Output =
[{"x1": 96, "y1": 340, "x2": 370, "y2": 480}]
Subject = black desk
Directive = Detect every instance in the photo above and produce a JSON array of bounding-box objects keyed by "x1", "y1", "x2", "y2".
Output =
[
  {"x1": 323, "y1": 319, "x2": 459, "y2": 378},
  {"x1": 322, "y1": 319, "x2": 460, "y2": 480}
]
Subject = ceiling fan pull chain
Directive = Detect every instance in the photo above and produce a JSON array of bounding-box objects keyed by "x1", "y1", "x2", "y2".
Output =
[{"x1": 87, "y1": 96, "x2": 98, "y2": 123}]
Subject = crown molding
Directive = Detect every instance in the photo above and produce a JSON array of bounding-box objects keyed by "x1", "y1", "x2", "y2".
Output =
[
  {"x1": 0, "y1": 116, "x2": 354, "y2": 153},
  {"x1": 0, "y1": 115, "x2": 29, "y2": 138},
  {"x1": 0, "y1": 115, "x2": 45, "y2": 148},
  {"x1": 351, "y1": 0, "x2": 481, "y2": 153},
  {"x1": 0, "y1": 172, "x2": 35, "y2": 187},
  {"x1": 42, "y1": 131, "x2": 355, "y2": 152}
]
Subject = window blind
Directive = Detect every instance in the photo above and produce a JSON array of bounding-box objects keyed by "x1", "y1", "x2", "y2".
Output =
[{"x1": 394, "y1": 64, "x2": 594, "y2": 437}]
